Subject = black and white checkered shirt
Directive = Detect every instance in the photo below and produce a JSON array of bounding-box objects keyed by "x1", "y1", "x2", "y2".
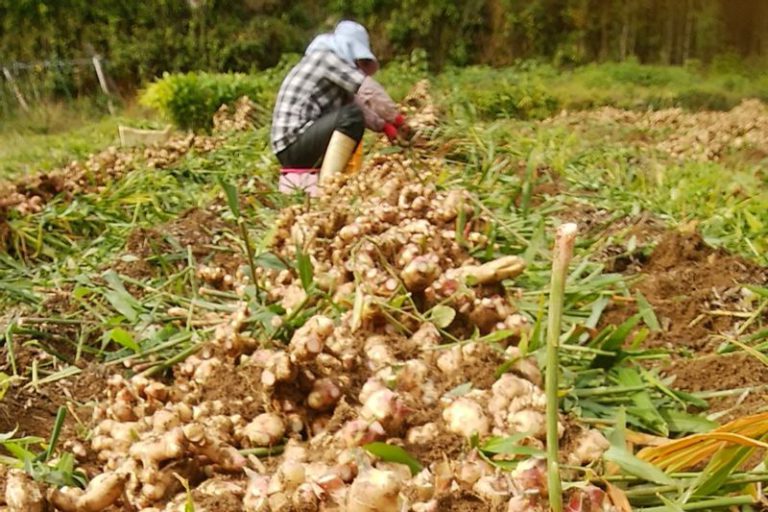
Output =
[{"x1": 271, "y1": 51, "x2": 366, "y2": 155}]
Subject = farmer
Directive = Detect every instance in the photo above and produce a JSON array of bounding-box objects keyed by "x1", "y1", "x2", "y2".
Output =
[{"x1": 271, "y1": 20, "x2": 408, "y2": 193}]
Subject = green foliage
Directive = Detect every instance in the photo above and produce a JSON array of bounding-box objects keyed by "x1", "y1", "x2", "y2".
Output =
[
  {"x1": 674, "y1": 88, "x2": 733, "y2": 111},
  {"x1": 363, "y1": 442, "x2": 423, "y2": 475},
  {"x1": 439, "y1": 66, "x2": 559, "y2": 120},
  {"x1": 2, "y1": 0, "x2": 768, "y2": 93},
  {"x1": 375, "y1": 49, "x2": 430, "y2": 101},
  {"x1": 140, "y1": 72, "x2": 269, "y2": 132}
]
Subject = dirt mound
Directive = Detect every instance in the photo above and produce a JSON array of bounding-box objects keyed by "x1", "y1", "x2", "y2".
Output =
[
  {"x1": 600, "y1": 229, "x2": 768, "y2": 418},
  {"x1": 0, "y1": 363, "x2": 109, "y2": 439},
  {"x1": 602, "y1": 230, "x2": 766, "y2": 351},
  {"x1": 663, "y1": 353, "x2": 768, "y2": 421},
  {"x1": 0, "y1": 83, "x2": 614, "y2": 512},
  {"x1": 637, "y1": 230, "x2": 766, "y2": 350}
]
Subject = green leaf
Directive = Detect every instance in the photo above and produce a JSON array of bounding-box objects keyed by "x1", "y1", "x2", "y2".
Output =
[
  {"x1": 455, "y1": 199, "x2": 467, "y2": 246},
  {"x1": 0, "y1": 427, "x2": 18, "y2": 442},
  {"x1": 445, "y1": 382, "x2": 473, "y2": 398},
  {"x1": 523, "y1": 220, "x2": 546, "y2": 264},
  {"x1": 3, "y1": 441, "x2": 36, "y2": 461},
  {"x1": 635, "y1": 291, "x2": 660, "y2": 332},
  {"x1": 746, "y1": 285, "x2": 768, "y2": 298},
  {"x1": 253, "y1": 252, "x2": 288, "y2": 270},
  {"x1": 103, "y1": 291, "x2": 139, "y2": 322},
  {"x1": 43, "y1": 406, "x2": 67, "y2": 462},
  {"x1": 72, "y1": 286, "x2": 93, "y2": 299},
  {"x1": 428, "y1": 305, "x2": 456, "y2": 329},
  {"x1": 655, "y1": 494, "x2": 685, "y2": 512},
  {"x1": 481, "y1": 434, "x2": 545, "y2": 457},
  {"x1": 363, "y1": 442, "x2": 423, "y2": 476},
  {"x1": 691, "y1": 442, "x2": 755, "y2": 497},
  {"x1": 617, "y1": 367, "x2": 669, "y2": 436},
  {"x1": 476, "y1": 329, "x2": 518, "y2": 345},
  {"x1": 603, "y1": 407, "x2": 677, "y2": 485},
  {"x1": 668, "y1": 389, "x2": 709, "y2": 409},
  {"x1": 296, "y1": 247, "x2": 314, "y2": 292},
  {"x1": 660, "y1": 410, "x2": 718, "y2": 434},
  {"x1": 107, "y1": 328, "x2": 140, "y2": 353},
  {"x1": 590, "y1": 314, "x2": 641, "y2": 369},
  {"x1": 603, "y1": 446, "x2": 676, "y2": 486},
  {"x1": 389, "y1": 294, "x2": 407, "y2": 309},
  {"x1": 608, "y1": 408, "x2": 627, "y2": 448},
  {"x1": 0, "y1": 434, "x2": 45, "y2": 446},
  {"x1": 217, "y1": 176, "x2": 240, "y2": 218}
]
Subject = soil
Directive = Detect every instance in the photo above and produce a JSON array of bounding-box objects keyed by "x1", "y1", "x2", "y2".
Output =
[
  {"x1": 436, "y1": 490, "x2": 505, "y2": 511},
  {"x1": 191, "y1": 356, "x2": 266, "y2": 419},
  {"x1": 596, "y1": 229, "x2": 768, "y2": 417},
  {"x1": 559, "y1": 201, "x2": 667, "y2": 273},
  {"x1": 0, "y1": 363, "x2": 109, "y2": 440},
  {"x1": 607, "y1": 230, "x2": 767, "y2": 351},
  {"x1": 116, "y1": 206, "x2": 241, "y2": 283}
]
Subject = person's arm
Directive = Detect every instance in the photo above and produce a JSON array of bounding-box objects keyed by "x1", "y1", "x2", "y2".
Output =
[
  {"x1": 356, "y1": 76, "x2": 398, "y2": 124},
  {"x1": 356, "y1": 76, "x2": 407, "y2": 140},
  {"x1": 321, "y1": 51, "x2": 366, "y2": 94},
  {"x1": 354, "y1": 95, "x2": 387, "y2": 132}
]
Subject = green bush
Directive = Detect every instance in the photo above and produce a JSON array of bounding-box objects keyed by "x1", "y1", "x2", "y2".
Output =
[
  {"x1": 674, "y1": 88, "x2": 734, "y2": 111},
  {"x1": 574, "y1": 60, "x2": 694, "y2": 89},
  {"x1": 438, "y1": 66, "x2": 559, "y2": 120},
  {"x1": 376, "y1": 49, "x2": 430, "y2": 101},
  {"x1": 139, "y1": 72, "x2": 271, "y2": 132}
]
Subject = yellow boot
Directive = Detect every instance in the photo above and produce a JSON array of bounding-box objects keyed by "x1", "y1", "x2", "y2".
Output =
[
  {"x1": 320, "y1": 131, "x2": 358, "y2": 186},
  {"x1": 345, "y1": 141, "x2": 364, "y2": 174}
]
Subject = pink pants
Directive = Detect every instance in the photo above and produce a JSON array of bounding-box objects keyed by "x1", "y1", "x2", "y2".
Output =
[{"x1": 279, "y1": 169, "x2": 319, "y2": 197}]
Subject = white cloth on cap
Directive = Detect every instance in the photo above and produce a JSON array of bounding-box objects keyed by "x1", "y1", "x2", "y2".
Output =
[{"x1": 305, "y1": 20, "x2": 377, "y2": 65}]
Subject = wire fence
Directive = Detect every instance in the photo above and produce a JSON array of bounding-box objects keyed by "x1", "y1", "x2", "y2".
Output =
[{"x1": 0, "y1": 56, "x2": 116, "y2": 117}]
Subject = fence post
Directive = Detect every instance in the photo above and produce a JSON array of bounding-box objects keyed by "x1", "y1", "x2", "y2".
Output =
[
  {"x1": 92, "y1": 55, "x2": 115, "y2": 114},
  {"x1": 2, "y1": 66, "x2": 29, "y2": 112}
]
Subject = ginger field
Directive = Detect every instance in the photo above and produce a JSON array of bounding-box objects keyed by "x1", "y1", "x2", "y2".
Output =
[{"x1": 0, "y1": 77, "x2": 767, "y2": 512}]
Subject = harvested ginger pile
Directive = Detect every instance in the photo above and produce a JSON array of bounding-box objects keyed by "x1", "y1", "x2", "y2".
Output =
[{"x1": 2, "y1": 82, "x2": 616, "y2": 512}]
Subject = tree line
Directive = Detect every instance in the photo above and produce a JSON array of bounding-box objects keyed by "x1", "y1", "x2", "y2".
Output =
[{"x1": 0, "y1": 0, "x2": 765, "y2": 90}]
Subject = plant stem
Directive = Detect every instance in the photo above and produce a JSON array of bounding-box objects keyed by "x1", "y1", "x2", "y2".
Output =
[
  {"x1": 625, "y1": 471, "x2": 768, "y2": 498},
  {"x1": 636, "y1": 495, "x2": 754, "y2": 511},
  {"x1": 545, "y1": 222, "x2": 578, "y2": 512},
  {"x1": 239, "y1": 218, "x2": 261, "y2": 303},
  {"x1": 520, "y1": 148, "x2": 539, "y2": 217},
  {"x1": 239, "y1": 445, "x2": 285, "y2": 457},
  {"x1": 140, "y1": 341, "x2": 203, "y2": 378}
]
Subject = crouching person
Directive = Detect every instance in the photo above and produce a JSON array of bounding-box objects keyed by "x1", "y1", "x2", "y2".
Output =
[{"x1": 271, "y1": 20, "x2": 408, "y2": 196}]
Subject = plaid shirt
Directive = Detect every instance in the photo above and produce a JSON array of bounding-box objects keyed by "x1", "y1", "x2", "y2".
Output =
[{"x1": 271, "y1": 51, "x2": 366, "y2": 154}]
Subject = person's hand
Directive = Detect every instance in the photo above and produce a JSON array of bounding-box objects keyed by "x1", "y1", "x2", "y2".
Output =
[
  {"x1": 383, "y1": 123, "x2": 398, "y2": 143},
  {"x1": 397, "y1": 121, "x2": 413, "y2": 142},
  {"x1": 387, "y1": 114, "x2": 415, "y2": 146}
]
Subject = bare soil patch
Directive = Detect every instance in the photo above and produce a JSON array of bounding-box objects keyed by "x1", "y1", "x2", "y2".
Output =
[{"x1": 597, "y1": 229, "x2": 768, "y2": 417}]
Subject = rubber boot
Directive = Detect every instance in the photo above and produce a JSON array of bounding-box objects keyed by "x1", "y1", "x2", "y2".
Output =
[
  {"x1": 345, "y1": 140, "x2": 364, "y2": 174},
  {"x1": 320, "y1": 131, "x2": 358, "y2": 186}
]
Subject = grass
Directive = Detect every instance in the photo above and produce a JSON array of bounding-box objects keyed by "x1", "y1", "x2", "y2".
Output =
[
  {"x1": 0, "y1": 100, "x2": 161, "y2": 179},
  {"x1": 432, "y1": 59, "x2": 768, "y2": 122}
]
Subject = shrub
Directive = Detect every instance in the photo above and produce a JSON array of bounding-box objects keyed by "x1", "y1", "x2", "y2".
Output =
[
  {"x1": 139, "y1": 72, "x2": 271, "y2": 132},
  {"x1": 675, "y1": 89, "x2": 734, "y2": 111},
  {"x1": 439, "y1": 66, "x2": 559, "y2": 121},
  {"x1": 376, "y1": 49, "x2": 430, "y2": 101}
]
